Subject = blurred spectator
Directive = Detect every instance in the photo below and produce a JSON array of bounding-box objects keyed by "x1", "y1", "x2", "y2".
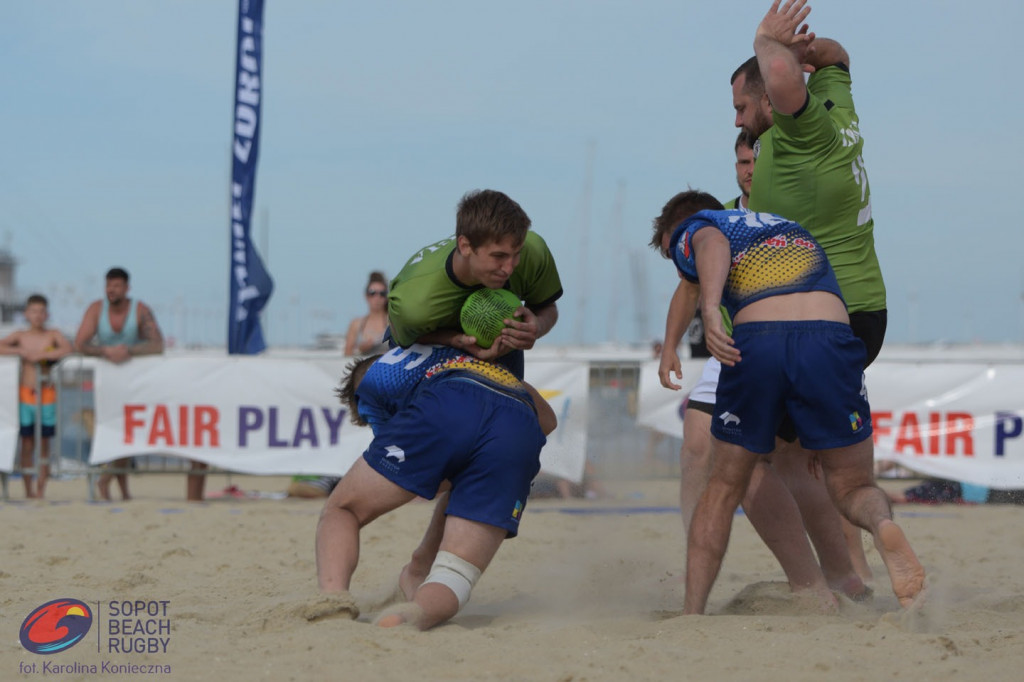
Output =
[
  {"x1": 74, "y1": 267, "x2": 208, "y2": 501},
  {"x1": 344, "y1": 271, "x2": 390, "y2": 356},
  {"x1": 0, "y1": 294, "x2": 73, "y2": 498}
]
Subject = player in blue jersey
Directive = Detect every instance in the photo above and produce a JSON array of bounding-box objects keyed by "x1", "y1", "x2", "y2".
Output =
[
  {"x1": 308, "y1": 344, "x2": 554, "y2": 630},
  {"x1": 651, "y1": 190, "x2": 924, "y2": 615}
]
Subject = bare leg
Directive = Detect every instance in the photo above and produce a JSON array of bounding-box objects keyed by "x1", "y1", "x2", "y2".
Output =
[
  {"x1": 399, "y1": 490, "x2": 450, "y2": 600},
  {"x1": 378, "y1": 516, "x2": 506, "y2": 630},
  {"x1": 116, "y1": 462, "x2": 131, "y2": 501},
  {"x1": 771, "y1": 444, "x2": 869, "y2": 598},
  {"x1": 679, "y1": 409, "x2": 712, "y2": 533},
  {"x1": 96, "y1": 471, "x2": 112, "y2": 501},
  {"x1": 683, "y1": 411, "x2": 837, "y2": 608},
  {"x1": 315, "y1": 458, "x2": 416, "y2": 597},
  {"x1": 37, "y1": 439, "x2": 50, "y2": 499},
  {"x1": 842, "y1": 517, "x2": 874, "y2": 583},
  {"x1": 19, "y1": 436, "x2": 36, "y2": 498},
  {"x1": 684, "y1": 439, "x2": 759, "y2": 615},
  {"x1": 741, "y1": 461, "x2": 836, "y2": 607},
  {"x1": 187, "y1": 460, "x2": 208, "y2": 501},
  {"x1": 100, "y1": 459, "x2": 132, "y2": 501},
  {"x1": 819, "y1": 439, "x2": 925, "y2": 608},
  {"x1": 555, "y1": 478, "x2": 578, "y2": 499}
]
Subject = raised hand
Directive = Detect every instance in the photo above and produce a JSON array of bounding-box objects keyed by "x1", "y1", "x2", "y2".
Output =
[{"x1": 756, "y1": 0, "x2": 815, "y2": 50}]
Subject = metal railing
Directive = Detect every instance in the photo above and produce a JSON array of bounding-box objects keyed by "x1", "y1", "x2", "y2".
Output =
[{"x1": 1, "y1": 355, "x2": 225, "y2": 501}]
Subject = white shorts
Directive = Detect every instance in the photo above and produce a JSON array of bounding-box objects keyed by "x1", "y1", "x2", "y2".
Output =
[{"x1": 687, "y1": 357, "x2": 721, "y2": 406}]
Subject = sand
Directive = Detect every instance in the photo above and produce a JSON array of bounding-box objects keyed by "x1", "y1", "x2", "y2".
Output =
[{"x1": 2, "y1": 473, "x2": 1023, "y2": 681}]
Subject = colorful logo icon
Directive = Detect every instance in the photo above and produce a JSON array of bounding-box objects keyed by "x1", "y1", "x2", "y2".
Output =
[
  {"x1": 850, "y1": 411, "x2": 863, "y2": 431},
  {"x1": 20, "y1": 599, "x2": 93, "y2": 655}
]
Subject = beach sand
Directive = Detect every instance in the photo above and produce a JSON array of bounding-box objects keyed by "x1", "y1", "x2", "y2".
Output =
[{"x1": 2, "y1": 473, "x2": 1023, "y2": 681}]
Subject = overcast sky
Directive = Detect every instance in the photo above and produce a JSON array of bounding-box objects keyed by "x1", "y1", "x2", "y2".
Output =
[{"x1": 3, "y1": 0, "x2": 1022, "y2": 349}]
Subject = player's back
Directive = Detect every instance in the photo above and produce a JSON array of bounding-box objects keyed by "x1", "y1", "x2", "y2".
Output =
[{"x1": 355, "y1": 344, "x2": 531, "y2": 430}]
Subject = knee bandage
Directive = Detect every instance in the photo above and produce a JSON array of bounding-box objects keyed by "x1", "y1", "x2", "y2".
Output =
[{"x1": 422, "y1": 551, "x2": 481, "y2": 610}]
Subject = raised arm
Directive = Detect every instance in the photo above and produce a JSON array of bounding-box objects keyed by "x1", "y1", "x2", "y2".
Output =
[
  {"x1": 754, "y1": 0, "x2": 816, "y2": 115},
  {"x1": 804, "y1": 37, "x2": 849, "y2": 71}
]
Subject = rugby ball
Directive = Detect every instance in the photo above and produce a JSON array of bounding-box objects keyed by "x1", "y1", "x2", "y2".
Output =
[{"x1": 460, "y1": 288, "x2": 522, "y2": 349}]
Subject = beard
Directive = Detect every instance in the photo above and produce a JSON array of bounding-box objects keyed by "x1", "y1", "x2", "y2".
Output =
[{"x1": 742, "y1": 107, "x2": 772, "y2": 141}]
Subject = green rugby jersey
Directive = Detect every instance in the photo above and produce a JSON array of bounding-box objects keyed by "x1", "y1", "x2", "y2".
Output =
[
  {"x1": 748, "y1": 65, "x2": 885, "y2": 313},
  {"x1": 388, "y1": 231, "x2": 563, "y2": 348}
]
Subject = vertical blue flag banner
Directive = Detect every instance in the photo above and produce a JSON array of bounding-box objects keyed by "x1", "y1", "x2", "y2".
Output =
[{"x1": 228, "y1": 0, "x2": 273, "y2": 354}]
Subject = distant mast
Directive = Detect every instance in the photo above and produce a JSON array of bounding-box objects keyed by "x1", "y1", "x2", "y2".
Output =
[{"x1": 572, "y1": 140, "x2": 596, "y2": 346}]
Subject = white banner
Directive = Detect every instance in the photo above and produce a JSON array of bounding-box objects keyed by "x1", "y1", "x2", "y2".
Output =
[
  {"x1": 867, "y1": 362, "x2": 1024, "y2": 489},
  {"x1": 91, "y1": 357, "x2": 371, "y2": 475},
  {"x1": 636, "y1": 358, "x2": 706, "y2": 438},
  {"x1": 636, "y1": 358, "x2": 1024, "y2": 490},
  {"x1": 0, "y1": 358, "x2": 20, "y2": 472},
  {"x1": 525, "y1": 360, "x2": 589, "y2": 483},
  {"x1": 90, "y1": 356, "x2": 590, "y2": 483}
]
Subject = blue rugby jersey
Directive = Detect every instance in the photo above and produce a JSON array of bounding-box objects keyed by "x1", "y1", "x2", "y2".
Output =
[
  {"x1": 668, "y1": 209, "x2": 844, "y2": 320},
  {"x1": 355, "y1": 344, "x2": 533, "y2": 433}
]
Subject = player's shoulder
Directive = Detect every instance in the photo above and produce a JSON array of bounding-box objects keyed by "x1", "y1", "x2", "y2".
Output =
[
  {"x1": 399, "y1": 236, "x2": 457, "y2": 272},
  {"x1": 523, "y1": 230, "x2": 552, "y2": 254}
]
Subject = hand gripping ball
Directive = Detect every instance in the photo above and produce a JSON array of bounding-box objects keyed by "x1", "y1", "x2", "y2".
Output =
[{"x1": 460, "y1": 288, "x2": 522, "y2": 349}]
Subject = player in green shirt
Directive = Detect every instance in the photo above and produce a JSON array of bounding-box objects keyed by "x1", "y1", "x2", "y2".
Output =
[
  {"x1": 727, "y1": 0, "x2": 884, "y2": 585},
  {"x1": 387, "y1": 189, "x2": 563, "y2": 378},
  {"x1": 732, "y1": 9, "x2": 885, "y2": 364}
]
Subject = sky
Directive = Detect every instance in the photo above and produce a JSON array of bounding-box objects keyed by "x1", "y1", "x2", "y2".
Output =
[{"x1": 2, "y1": 0, "x2": 1023, "y2": 349}]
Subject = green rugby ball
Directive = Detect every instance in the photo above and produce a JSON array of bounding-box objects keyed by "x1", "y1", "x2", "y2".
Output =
[{"x1": 460, "y1": 288, "x2": 522, "y2": 349}]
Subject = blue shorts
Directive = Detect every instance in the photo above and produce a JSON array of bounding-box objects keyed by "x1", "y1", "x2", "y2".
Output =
[
  {"x1": 363, "y1": 377, "x2": 546, "y2": 537},
  {"x1": 711, "y1": 321, "x2": 872, "y2": 454}
]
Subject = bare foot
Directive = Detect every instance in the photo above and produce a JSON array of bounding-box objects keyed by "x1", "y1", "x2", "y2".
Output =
[
  {"x1": 398, "y1": 562, "x2": 428, "y2": 601},
  {"x1": 874, "y1": 520, "x2": 925, "y2": 608},
  {"x1": 828, "y1": 574, "x2": 873, "y2": 602},
  {"x1": 847, "y1": 543, "x2": 875, "y2": 584},
  {"x1": 302, "y1": 592, "x2": 360, "y2": 622},
  {"x1": 374, "y1": 602, "x2": 424, "y2": 629}
]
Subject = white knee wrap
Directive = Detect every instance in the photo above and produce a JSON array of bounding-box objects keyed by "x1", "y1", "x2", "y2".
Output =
[{"x1": 422, "y1": 551, "x2": 481, "y2": 610}]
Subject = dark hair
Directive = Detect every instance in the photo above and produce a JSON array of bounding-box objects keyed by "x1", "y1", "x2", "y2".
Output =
[
  {"x1": 456, "y1": 189, "x2": 531, "y2": 249},
  {"x1": 730, "y1": 56, "x2": 764, "y2": 96},
  {"x1": 335, "y1": 354, "x2": 383, "y2": 426},
  {"x1": 105, "y1": 267, "x2": 130, "y2": 283},
  {"x1": 26, "y1": 293, "x2": 48, "y2": 308},
  {"x1": 735, "y1": 129, "x2": 757, "y2": 152},
  {"x1": 649, "y1": 190, "x2": 725, "y2": 255},
  {"x1": 365, "y1": 271, "x2": 388, "y2": 293}
]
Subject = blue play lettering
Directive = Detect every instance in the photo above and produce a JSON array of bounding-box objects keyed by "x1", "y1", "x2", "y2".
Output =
[
  {"x1": 237, "y1": 406, "x2": 347, "y2": 448},
  {"x1": 995, "y1": 411, "x2": 1023, "y2": 456}
]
